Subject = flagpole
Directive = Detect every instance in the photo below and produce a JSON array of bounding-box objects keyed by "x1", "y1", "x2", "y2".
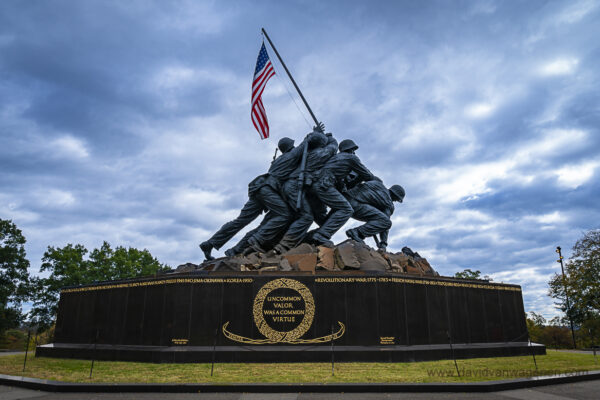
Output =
[
  {"x1": 261, "y1": 28, "x2": 319, "y2": 126},
  {"x1": 261, "y1": 28, "x2": 321, "y2": 211}
]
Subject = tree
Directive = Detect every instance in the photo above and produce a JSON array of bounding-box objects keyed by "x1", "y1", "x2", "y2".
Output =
[
  {"x1": 29, "y1": 243, "x2": 88, "y2": 331},
  {"x1": 454, "y1": 268, "x2": 481, "y2": 280},
  {"x1": 526, "y1": 311, "x2": 546, "y2": 343},
  {"x1": 526, "y1": 312, "x2": 572, "y2": 348},
  {"x1": 546, "y1": 316, "x2": 573, "y2": 349},
  {"x1": 30, "y1": 241, "x2": 169, "y2": 330},
  {"x1": 90, "y1": 242, "x2": 169, "y2": 280},
  {"x1": 549, "y1": 229, "x2": 600, "y2": 347},
  {"x1": 0, "y1": 219, "x2": 31, "y2": 337}
]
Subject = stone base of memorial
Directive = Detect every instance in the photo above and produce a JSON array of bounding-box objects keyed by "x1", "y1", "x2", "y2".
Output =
[{"x1": 37, "y1": 270, "x2": 545, "y2": 363}]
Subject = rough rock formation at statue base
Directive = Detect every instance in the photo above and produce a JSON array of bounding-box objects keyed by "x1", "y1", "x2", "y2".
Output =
[{"x1": 174, "y1": 240, "x2": 438, "y2": 276}]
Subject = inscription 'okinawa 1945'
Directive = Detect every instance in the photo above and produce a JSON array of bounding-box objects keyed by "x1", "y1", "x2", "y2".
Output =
[{"x1": 222, "y1": 278, "x2": 345, "y2": 344}]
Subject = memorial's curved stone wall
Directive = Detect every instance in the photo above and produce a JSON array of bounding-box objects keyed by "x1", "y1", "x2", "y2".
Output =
[{"x1": 36, "y1": 271, "x2": 543, "y2": 363}]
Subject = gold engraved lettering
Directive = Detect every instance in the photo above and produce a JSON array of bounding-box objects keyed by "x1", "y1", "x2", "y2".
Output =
[
  {"x1": 313, "y1": 277, "x2": 521, "y2": 291},
  {"x1": 380, "y1": 336, "x2": 395, "y2": 345},
  {"x1": 267, "y1": 296, "x2": 302, "y2": 301},
  {"x1": 222, "y1": 278, "x2": 345, "y2": 344},
  {"x1": 62, "y1": 275, "x2": 521, "y2": 296},
  {"x1": 61, "y1": 277, "x2": 254, "y2": 294},
  {"x1": 273, "y1": 303, "x2": 293, "y2": 308},
  {"x1": 253, "y1": 278, "x2": 314, "y2": 342},
  {"x1": 273, "y1": 316, "x2": 295, "y2": 322}
]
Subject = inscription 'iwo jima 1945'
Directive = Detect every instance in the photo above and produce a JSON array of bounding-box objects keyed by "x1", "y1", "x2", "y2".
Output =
[{"x1": 222, "y1": 278, "x2": 345, "y2": 344}]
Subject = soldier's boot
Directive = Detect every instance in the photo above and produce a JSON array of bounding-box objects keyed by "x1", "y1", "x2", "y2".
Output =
[
  {"x1": 199, "y1": 241, "x2": 215, "y2": 261},
  {"x1": 243, "y1": 236, "x2": 266, "y2": 256},
  {"x1": 311, "y1": 232, "x2": 334, "y2": 248},
  {"x1": 272, "y1": 235, "x2": 295, "y2": 255},
  {"x1": 225, "y1": 238, "x2": 252, "y2": 257},
  {"x1": 271, "y1": 240, "x2": 291, "y2": 254},
  {"x1": 265, "y1": 249, "x2": 280, "y2": 258},
  {"x1": 272, "y1": 244, "x2": 287, "y2": 255},
  {"x1": 224, "y1": 248, "x2": 236, "y2": 257},
  {"x1": 346, "y1": 228, "x2": 365, "y2": 244},
  {"x1": 304, "y1": 229, "x2": 318, "y2": 243}
]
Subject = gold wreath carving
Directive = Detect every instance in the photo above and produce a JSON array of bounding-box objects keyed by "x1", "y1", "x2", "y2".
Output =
[
  {"x1": 253, "y1": 278, "x2": 314, "y2": 341},
  {"x1": 222, "y1": 321, "x2": 345, "y2": 344},
  {"x1": 222, "y1": 278, "x2": 345, "y2": 344}
]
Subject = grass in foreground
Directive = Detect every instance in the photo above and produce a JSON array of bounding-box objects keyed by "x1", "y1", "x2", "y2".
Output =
[{"x1": 0, "y1": 350, "x2": 598, "y2": 384}]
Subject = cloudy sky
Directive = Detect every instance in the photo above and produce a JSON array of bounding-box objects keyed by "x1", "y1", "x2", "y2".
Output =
[{"x1": 1, "y1": 0, "x2": 599, "y2": 318}]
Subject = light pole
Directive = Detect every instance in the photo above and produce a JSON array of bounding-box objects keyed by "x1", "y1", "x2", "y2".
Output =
[{"x1": 556, "y1": 246, "x2": 577, "y2": 349}]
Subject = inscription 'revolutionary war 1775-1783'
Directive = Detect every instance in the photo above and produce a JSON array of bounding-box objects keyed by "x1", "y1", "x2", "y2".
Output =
[{"x1": 315, "y1": 277, "x2": 521, "y2": 291}]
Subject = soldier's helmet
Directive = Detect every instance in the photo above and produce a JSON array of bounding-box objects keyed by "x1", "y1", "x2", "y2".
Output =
[
  {"x1": 338, "y1": 139, "x2": 359, "y2": 152},
  {"x1": 278, "y1": 137, "x2": 295, "y2": 153},
  {"x1": 389, "y1": 185, "x2": 405, "y2": 202}
]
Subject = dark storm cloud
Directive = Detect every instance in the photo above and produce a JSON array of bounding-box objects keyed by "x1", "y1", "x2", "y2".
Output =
[{"x1": 0, "y1": 1, "x2": 241, "y2": 156}]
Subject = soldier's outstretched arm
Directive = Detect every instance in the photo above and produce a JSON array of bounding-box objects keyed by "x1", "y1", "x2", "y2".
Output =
[{"x1": 351, "y1": 155, "x2": 376, "y2": 182}]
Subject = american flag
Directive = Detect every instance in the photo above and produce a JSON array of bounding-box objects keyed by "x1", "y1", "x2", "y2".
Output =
[{"x1": 251, "y1": 43, "x2": 275, "y2": 139}]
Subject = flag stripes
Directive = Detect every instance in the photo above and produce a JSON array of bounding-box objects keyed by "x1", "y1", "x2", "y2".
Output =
[{"x1": 251, "y1": 43, "x2": 275, "y2": 139}]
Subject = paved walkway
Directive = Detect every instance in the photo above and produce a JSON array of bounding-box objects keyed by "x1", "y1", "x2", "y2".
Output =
[
  {"x1": 550, "y1": 349, "x2": 599, "y2": 356},
  {"x1": 1, "y1": 380, "x2": 600, "y2": 400}
]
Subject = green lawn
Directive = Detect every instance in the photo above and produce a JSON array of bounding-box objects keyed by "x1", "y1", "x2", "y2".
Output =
[{"x1": 0, "y1": 350, "x2": 597, "y2": 384}]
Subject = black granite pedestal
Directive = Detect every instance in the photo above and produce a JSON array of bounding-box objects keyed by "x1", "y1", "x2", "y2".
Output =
[{"x1": 36, "y1": 271, "x2": 545, "y2": 362}]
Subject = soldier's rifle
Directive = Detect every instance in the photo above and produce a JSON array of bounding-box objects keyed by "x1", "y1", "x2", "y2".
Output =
[
  {"x1": 296, "y1": 139, "x2": 310, "y2": 210},
  {"x1": 261, "y1": 28, "x2": 321, "y2": 211}
]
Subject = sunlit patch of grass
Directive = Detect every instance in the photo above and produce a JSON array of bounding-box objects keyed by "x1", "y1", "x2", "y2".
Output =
[{"x1": 0, "y1": 350, "x2": 597, "y2": 383}]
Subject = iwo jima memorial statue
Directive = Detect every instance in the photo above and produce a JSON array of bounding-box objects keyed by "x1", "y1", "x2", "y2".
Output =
[{"x1": 38, "y1": 30, "x2": 544, "y2": 363}]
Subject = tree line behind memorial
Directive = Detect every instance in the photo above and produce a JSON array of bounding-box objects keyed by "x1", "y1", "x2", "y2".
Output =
[
  {"x1": 1, "y1": 217, "x2": 599, "y2": 350},
  {"x1": 0, "y1": 218, "x2": 169, "y2": 348}
]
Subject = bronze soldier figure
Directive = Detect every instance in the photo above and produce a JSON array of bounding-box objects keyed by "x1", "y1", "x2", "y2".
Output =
[
  {"x1": 199, "y1": 135, "x2": 312, "y2": 260},
  {"x1": 345, "y1": 181, "x2": 405, "y2": 251},
  {"x1": 273, "y1": 131, "x2": 338, "y2": 253},
  {"x1": 308, "y1": 139, "x2": 377, "y2": 246}
]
